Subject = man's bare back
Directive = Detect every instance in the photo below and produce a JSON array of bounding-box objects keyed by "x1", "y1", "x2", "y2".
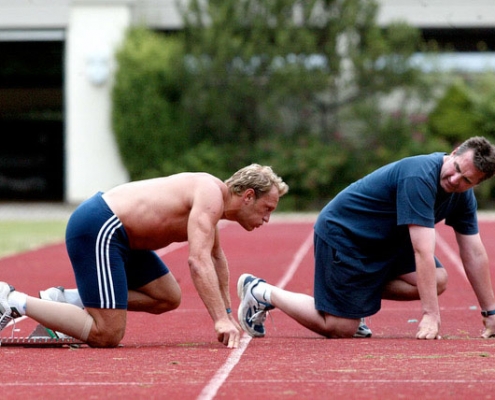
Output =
[{"x1": 102, "y1": 173, "x2": 227, "y2": 250}]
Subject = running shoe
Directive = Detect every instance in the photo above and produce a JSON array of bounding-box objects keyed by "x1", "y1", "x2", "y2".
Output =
[
  {"x1": 39, "y1": 286, "x2": 66, "y2": 303},
  {"x1": 237, "y1": 273, "x2": 274, "y2": 337},
  {"x1": 0, "y1": 282, "x2": 19, "y2": 331},
  {"x1": 353, "y1": 318, "x2": 372, "y2": 338}
]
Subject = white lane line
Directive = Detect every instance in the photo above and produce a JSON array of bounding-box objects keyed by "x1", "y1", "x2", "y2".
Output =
[
  {"x1": 275, "y1": 232, "x2": 313, "y2": 289},
  {"x1": 435, "y1": 212, "x2": 495, "y2": 281},
  {"x1": 4, "y1": 378, "x2": 494, "y2": 386},
  {"x1": 155, "y1": 242, "x2": 187, "y2": 257},
  {"x1": 196, "y1": 229, "x2": 314, "y2": 400},
  {"x1": 435, "y1": 231, "x2": 467, "y2": 280}
]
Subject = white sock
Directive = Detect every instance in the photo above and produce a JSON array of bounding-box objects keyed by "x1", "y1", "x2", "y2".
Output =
[
  {"x1": 65, "y1": 289, "x2": 84, "y2": 308},
  {"x1": 8, "y1": 291, "x2": 28, "y2": 315},
  {"x1": 253, "y1": 282, "x2": 272, "y2": 304}
]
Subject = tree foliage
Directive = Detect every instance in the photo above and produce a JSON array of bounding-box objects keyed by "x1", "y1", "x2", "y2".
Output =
[
  {"x1": 428, "y1": 80, "x2": 480, "y2": 145},
  {"x1": 427, "y1": 75, "x2": 495, "y2": 207},
  {"x1": 112, "y1": 29, "x2": 190, "y2": 178},
  {"x1": 180, "y1": 0, "x2": 426, "y2": 146},
  {"x1": 113, "y1": 1, "x2": 490, "y2": 210}
]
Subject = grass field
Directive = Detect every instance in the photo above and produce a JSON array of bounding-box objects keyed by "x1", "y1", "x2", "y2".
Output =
[{"x1": 0, "y1": 220, "x2": 67, "y2": 258}]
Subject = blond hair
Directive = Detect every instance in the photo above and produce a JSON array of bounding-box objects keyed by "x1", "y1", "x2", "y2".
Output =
[{"x1": 225, "y1": 164, "x2": 289, "y2": 198}]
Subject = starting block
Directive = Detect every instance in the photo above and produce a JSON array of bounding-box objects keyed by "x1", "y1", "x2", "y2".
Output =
[{"x1": 1, "y1": 324, "x2": 85, "y2": 347}]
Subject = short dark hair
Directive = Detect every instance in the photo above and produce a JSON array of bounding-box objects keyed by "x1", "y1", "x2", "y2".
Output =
[{"x1": 456, "y1": 136, "x2": 495, "y2": 182}]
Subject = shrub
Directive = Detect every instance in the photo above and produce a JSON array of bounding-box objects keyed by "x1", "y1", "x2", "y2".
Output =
[{"x1": 112, "y1": 28, "x2": 190, "y2": 180}]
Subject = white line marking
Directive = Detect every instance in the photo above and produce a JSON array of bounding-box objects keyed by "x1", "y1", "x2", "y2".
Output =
[
  {"x1": 196, "y1": 229, "x2": 314, "y2": 400},
  {"x1": 275, "y1": 232, "x2": 313, "y2": 288},
  {"x1": 155, "y1": 242, "x2": 187, "y2": 257},
  {"x1": 435, "y1": 231, "x2": 467, "y2": 280},
  {"x1": 3, "y1": 378, "x2": 494, "y2": 387},
  {"x1": 216, "y1": 379, "x2": 495, "y2": 384},
  {"x1": 436, "y1": 212, "x2": 495, "y2": 281},
  {"x1": 4, "y1": 315, "x2": 28, "y2": 329}
]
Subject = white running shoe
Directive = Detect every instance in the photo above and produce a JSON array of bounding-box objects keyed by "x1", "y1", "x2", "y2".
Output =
[
  {"x1": 353, "y1": 318, "x2": 372, "y2": 338},
  {"x1": 0, "y1": 282, "x2": 19, "y2": 331},
  {"x1": 237, "y1": 274, "x2": 274, "y2": 338},
  {"x1": 39, "y1": 286, "x2": 66, "y2": 303}
]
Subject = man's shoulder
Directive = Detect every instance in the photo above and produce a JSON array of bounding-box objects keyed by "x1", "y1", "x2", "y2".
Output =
[
  {"x1": 398, "y1": 152, "x2": 444, "y2": 165},
  {"x1": 191, "y1": 173, "x2": 227, "y2": 192},
  {"x1": 393, "y1": 152, "x2": 444, "y2": 176},
  {"x1": 160, "y1": 171, "x2": 225, "y2": 189}
]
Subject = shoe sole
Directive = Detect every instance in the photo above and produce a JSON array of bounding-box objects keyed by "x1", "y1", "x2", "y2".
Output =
[
  {"x1": 237, "y1": 273, "x2": 252, "y2": 301},
  {"x1": 353, "y1": 332, "x2": 372, "y2": 338},
  {"x1": 236, "y1": 274, "x2": 264, "y2": 338}
]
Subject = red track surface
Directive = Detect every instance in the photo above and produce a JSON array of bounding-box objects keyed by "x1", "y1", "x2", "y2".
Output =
[{"x1": 2, "y1": 217, "x2": 495, "y2": 399}]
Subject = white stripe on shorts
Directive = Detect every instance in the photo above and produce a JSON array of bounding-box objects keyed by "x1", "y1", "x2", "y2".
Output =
[{"x1": 95, "y1": 215, "x2": 122, "y2": 308}]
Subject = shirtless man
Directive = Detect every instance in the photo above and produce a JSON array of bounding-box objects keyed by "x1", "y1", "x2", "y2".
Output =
[{"x1": 0, "y1": 164, "x2": 288, "y2": 348}]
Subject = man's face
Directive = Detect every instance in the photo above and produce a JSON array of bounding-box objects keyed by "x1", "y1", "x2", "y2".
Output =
[
  {"x1": 440, "y1": 149, "x2": 485, "y2": 193},
  {"x1": 238, "y1": 186, "x2": 280, "y2": 231}
]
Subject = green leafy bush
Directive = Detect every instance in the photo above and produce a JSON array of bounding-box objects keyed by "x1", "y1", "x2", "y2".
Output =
[
  {"x1": 112, "y1": 13, "x2": 495, "y2": 210},
  {"x1": 112, "y1": 28, "x2": 190, "y2": 180},
  {"x1": 426, "y1": 76, "x2": 495, "y2": 207},
  {"x1": 427, "y1": 81, "x2": 480, "y2": 146}
]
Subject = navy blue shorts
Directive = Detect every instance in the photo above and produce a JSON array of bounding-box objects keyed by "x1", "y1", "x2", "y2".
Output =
[
  {"x1": 65, "y1": 192, "x2": 170, "y2": 309},
  {"x1": 313, "y1": 233, "x2": 443, "y2": 319}
]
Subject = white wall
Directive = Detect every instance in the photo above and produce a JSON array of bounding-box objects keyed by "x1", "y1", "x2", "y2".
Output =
[
  {"x1": 3, "y1": 1, "x2": 495, "y2": 30},
  {"x1": 377, "y1": 0, "x2": 495, "y2": 28},
  {"x1": 0, "y1": 0, "x2": 70, "y2": 28},
  {"x1": 65, "y1": 0, "x2": 130, "y2": 203}
]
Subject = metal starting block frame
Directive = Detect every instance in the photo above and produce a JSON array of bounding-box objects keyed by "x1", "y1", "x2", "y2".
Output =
[{"x1": 1, "y1": 324, "x2": 85, "y2": 347}]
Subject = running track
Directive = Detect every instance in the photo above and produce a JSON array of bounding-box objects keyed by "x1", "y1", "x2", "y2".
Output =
[{"x1": 2, "y1": 214, "x2": 495, "y2": 399}]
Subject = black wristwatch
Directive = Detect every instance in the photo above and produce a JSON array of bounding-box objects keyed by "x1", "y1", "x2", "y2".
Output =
[{"x1": 481, "y1": 309, "x2": 495, "y2": 317}]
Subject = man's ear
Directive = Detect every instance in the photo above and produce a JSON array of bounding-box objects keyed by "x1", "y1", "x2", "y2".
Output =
[{"x1": 243, "y1": 188, "x2": 255, "y2": 203}]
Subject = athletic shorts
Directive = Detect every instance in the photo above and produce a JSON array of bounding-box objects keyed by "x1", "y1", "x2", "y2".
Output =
[
  {"x1": 313, "y1": 233, "x2": 443, "y2": 319},
  {"x1": 65, "y1": 192, "x2": 170, "y2": 309}
]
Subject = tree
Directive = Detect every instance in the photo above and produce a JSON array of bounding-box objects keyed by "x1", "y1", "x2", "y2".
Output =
[
  {"x1": 112, "y1": 1, "x2": 434, "y2": 209},
  {"x1": 427, "y1": 80, "x2": 480, "y2": 146},
  {"x1": 112, "y1": 28, "x2": 190, "y2": 179},
  {"x1": 180, "y1": 0, "x2": 427, "y2": 147}
]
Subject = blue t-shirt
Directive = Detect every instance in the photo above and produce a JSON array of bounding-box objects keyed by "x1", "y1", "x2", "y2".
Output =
[{"x1": 314, "y1": 152, "x2": 479, "y2": 259}]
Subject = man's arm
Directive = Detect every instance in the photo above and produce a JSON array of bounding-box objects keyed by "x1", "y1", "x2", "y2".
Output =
[
  {"x1": 409, "y1": 224, "x2": 441, "y2": 339},
  {"x1": 455, "y1": 232, "x2": 495, "y2": 338},
  {"x1": 211, "y1": 227, "x2": 242, "y2": 331},
  {"x1": 187, "y1": 183, "x2": 241, "y2": 348}
]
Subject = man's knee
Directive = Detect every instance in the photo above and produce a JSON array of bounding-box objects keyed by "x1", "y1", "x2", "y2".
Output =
[
  {"x1": 149, "y1": 290, "x2": 182, "y2": 315},
  {"x1": 87, "y1": 327, "x2": 125, "y2": 348},
  {"x1": 85, "y1": 308, "x2": 126, "y2": 348},
  {"x1": 157, "y1": 294, "x2": 181, "y2": 314},
  {"x1": 142, "y1": 274, "x2": 182, "y2": 314},
  {"x1": 320, "y1": 315, "x2": 359, "y2": 338}
]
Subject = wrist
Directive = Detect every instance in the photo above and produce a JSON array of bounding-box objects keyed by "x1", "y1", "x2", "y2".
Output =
[
  {"x1": 226, "y1": 307, "x2": 232, "y2": 314},
  {"x1": 481, "y1": 309, "x2": 495, "y2": 317}
]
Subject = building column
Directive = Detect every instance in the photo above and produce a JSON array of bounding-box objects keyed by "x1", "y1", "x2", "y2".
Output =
[{"x1": 65, "y1": 0, "x2": 133, "y2": 203}]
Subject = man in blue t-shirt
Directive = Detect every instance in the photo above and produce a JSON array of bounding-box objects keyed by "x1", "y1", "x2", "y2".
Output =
[{"x1": 238, "y1": 136, "x2": 495, "y2": 340}]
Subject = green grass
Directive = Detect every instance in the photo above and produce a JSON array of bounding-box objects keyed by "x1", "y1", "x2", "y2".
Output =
[{"x1": 0, "y1": 220, "x2": 67, "y2": 258}]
